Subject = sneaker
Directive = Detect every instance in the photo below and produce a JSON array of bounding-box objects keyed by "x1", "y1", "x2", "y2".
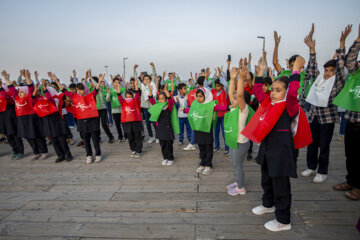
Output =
[
  {"x1": 264, "y1": 219, "x2": 291, "y2": 232},
  {"x1": 166, "y1": 160, "x2": 174, "y2": 166},
  {"x1": 183, "y1": 144, "x2": 196, "y2": 151},
  {"x1": 39, "y1": 153, "x2": 48, "y2": 160},
  {"x1": 247, "y1": 153, "x2": 253, "y2": 161},
  {"x1": 337, "y1": 135, "x2": 344, "y2": 141},
  {"x1": 252, "y1": 205, "x2": 275, "y2": 215},
  {"x1": 86, "y1": 156, "x2": 92, "y2": 164},
  {"x1": 226, "y1": 182, "x2": 238, "y2": 190},
  {"x1": 125, "y1": 138, "x2": 129, "y2": 142},
  {"x1": 66, "y1": 154, "x2": 73, "y2": 162},
  {"x1": 301, "y1": 169, "x2": 316, "y2": 177},
  {"x1": 117, "y1": 138, "x2": 124, "y2": 143},
  {"x1": 31, "y1": 154, "x2": 40, "y2": 161},
  {"x1": 148, "y1": 137, "x2": 155, "y2": 144},
  {"x1": 202, "y1": 167, "x2": 213, "y2": 175},
  {"x1": 55, "y1": 156, "x2": 65, "y2": 163},
  {"x1": 15, "y1": 153, "x2": 24, "y2": 160},
  {"x1": 76, "y1": 140, "x2": 84, "y2": 147},
  {"x1": 196, "y1": 166, "x2": 205, "y2": 173},
  {"x1": 213, "y1": 148, "x2": 220, "y2": 153},
  {"x1": 223, "y1": 150, "x2": 229, "y2": 155},
  {"x1": 130, "y1": 151, "x2": 136, "y2": 158},
  {"x1": 313, "y1": 173, "x2": 327, "y2": 183},
  {"x1": 162, "y1": 159, "x2": 168, "y2": 166},
  {"x1": 108, "y1": 138, "x2": 115, "y2": 144},
  {"x1": 134, "y1": 152, "x2": 142, "y2": 158},
  {"x1": 95, "y1": 155, "x2": 102, "y2": 163},
  {"x1": 0, "y1": 137, "x2": 6, "y2": 143},
  {"x1": 178, "y1": 140, "x2": 184, "y2": 145},
  {"x1": 155, "y1": 139, "x2": 159, "y2": 144},
  {"x1": 227, "y1": 187, "x2": 246, "y2": 196},
  {"x1": 10, "y1": 153, "x2": 17, "y2": 159}
]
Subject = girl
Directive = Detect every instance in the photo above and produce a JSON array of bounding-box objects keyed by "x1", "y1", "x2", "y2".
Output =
[
  {"x1": 184, "y1": 81, "x2": 228, "y2": 175},
  {"x1": 115, "y1": 78, "x2": 143, "y2": 158},
  {"x1": 33, "y1": 78, "x2": 73, "y2": 163},
  {"x1": 5, "y1": 70, "x2": 48, "y2": 160},
  {"x1": 55, "y1": 71, "x2": 104, "y2": 164},
  {"x1": 242, "y1": 57, "x2": 311, "y2": 231},
  {"x1": 0, "y1": 74, "x2": 24, "y2": 159},
  {"x1": 226, "y1": 63, "x2": 251, "y2": 196},
  {"x1": 148, "y1": 83, "x2": 175, "y2": 166}
]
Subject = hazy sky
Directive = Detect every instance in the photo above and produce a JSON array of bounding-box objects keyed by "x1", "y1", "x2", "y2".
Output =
[{"x1": 0, "y1": 0, "x2": 359, "y2": 83}]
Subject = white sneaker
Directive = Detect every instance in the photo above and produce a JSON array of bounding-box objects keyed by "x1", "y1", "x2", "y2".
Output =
[
  {"x1": 86, "y1": 156, "x2": 92, "y2": 164},
  {"x1": 202, "y1": 167, "x2": 213, "y2": 175},
  {"x1": 252, "y1": 205, "x2": 275, "y2": 215},
  {"x1": 95, "y1": 155, "x2": 102, "y2": 163},
  {"x1": 301, "y1": 168, "x2": 316, "y2": 177},
  {"x1": 183, "y1": 144, "x2": 196, "y2": 151},
  {"x1": 148, "y1": 137, "x2": 155, "y2": 144},
  {"x1": 196, "y1": 166, "x2": 205, "y2": 173},
  {"x1": 313, "y1": 173, "x2": 327, "y2": 183},
  {"x1": 264, "y1": 219, "x2": 291, "y2": 232},
  {"x1": 166, "y1": 160, "x2": 174, "y2": 166},
  {"x1": 155, "y1": 139, "x2": 159, "y2": 144},
  {"x1": 162, "y1": 159, "x2": 168, "y2": 166}
]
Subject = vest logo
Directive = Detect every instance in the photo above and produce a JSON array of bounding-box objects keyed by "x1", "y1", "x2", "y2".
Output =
[
  {"x1": 125, "y1": 106, "x2": 135, "y2": 114},
  {"x1": 190, "y1": 110, "x2": 207, "y2": 121},
  {"x1": 224, "y1": 127, "x2": 232, "y2": 133},
  {"x1": 350, "y1": 86, "x2": 360, "y2": 100},
  {"x1": 15, "y1": 101, "x2": 27, "y2": 109},
  {"x1": 37, "y1": 103, "x2": 49, "y2": 109},
  {"x1": 75, "y1": 103, "x2": 91, "y2": 111},
  {"x1": 260, "y1": 112, "x2": 267, "y2": 121}
]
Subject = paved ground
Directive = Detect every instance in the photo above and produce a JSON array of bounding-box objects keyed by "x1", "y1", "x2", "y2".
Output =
[{"x1": 0, "y1": 124, "x2": 359, "y2": 240}]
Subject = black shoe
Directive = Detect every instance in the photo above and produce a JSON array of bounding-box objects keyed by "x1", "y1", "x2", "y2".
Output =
[
  {"x1": 55, "y1": 156, "x2": 65, "y2": 163},
  {"x1": 65, "y1": 154, "x2": 73, "y2": 162},
  {"x1": 247, "y1": 153, "x2": 253, "y2": 160},
  {"x1": 108, "y1": 138, "x2": 114, "y2": 144}
]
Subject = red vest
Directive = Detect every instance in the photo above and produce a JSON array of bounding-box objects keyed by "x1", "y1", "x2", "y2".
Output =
[
  {"x1": 211, "y1": 89, "x2": 229, "y2": 117},
  {"x1": 33, "y1": 97, "x2": 59, "y2": 117},
  {"x1": 121, "y1": 98, "x2": 141, "y2": 123},
  {"x1": 0, "y1": 96, "x2": 7, "y2": 112},
  {"x1": 15, "y1": 94, "x2": 35, "y2": 117},
  {"x1": 241, "y1": 97, "x2": 312, "y2": 149},
  {"x1": 72, "y1": 94, "x2": 99, "y2": 120},
  {"x1": 188, "y1": 89, "x2": 197, "y2": 106}
]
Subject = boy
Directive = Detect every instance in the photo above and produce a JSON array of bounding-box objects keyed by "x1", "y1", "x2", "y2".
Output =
[{"x1": 175, "y1": 83, "x2": 192, "y2": 145}]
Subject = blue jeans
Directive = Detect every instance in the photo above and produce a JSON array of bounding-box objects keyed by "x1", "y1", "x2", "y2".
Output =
[
  {"x1": 66, "y1": 113, "x2": 75, "y2": 127},
  {"x1": 339, "y1": 112, "x2": 347, "y2": 135},
  {"x1": 214, "y1": 117, "x2": 229, "y2": 150},
  {"x1": 179, "y1": 117, "x2": 192, "y2": 142},
  {"x1": 106, "y1": 102, "x2": 113, "y2": 125},
  {"x1": 143, "y1": 108, "x2": 156, "y2": 138},
  {"x1": 191, "y1": 130, "x2": 195, "y2": 145}
]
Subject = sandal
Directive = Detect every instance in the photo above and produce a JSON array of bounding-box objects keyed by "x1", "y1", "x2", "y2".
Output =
[
  {"x1": 345, "y1": 188, "x2": 360, "y2": 200},
  {"x1": 333, "y1": 182, "x2": 353, "y2": 191}
]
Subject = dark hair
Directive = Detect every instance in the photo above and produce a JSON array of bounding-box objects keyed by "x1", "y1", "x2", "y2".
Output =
[
  {"x1": 130, "y1": 77, "x2": 135, "y2": 82},
  {"x1": 143, "y1": 74, "x2": 151, "y2": 80},
  {"x1": 289, "y1": 55, "x2": 299, "y2": 65},
  {"x1": 274, "y1": 76, "x2": 289, "y2": 89},
  {"x1": 244, "y1": 91, "x2": 251, "y2": 105},
  {"x1": 157, "y1": 75, "x2": 162, "y2": 81},
  {"x1": 113, "y1": 77, "x2": 121, "y2": 83},
  {"x1": 214, "y1": 78, "x2": 222, "y2": 86},
  {"x1": 178, "y1": 83, "x2": 186, "y2": 90},
  {"x1": 159, "y1": 85, "x2": 165, "y2": 90},
  {"x1": 69, "y1": 83, "x2": 76, "y2": 89},
  {"x1": 92, "y1": 76, "x2": 99, "y2": 83},
  {"x1": 76, "y1": 83, "x2": 85, "y2": 90},
  {"x1": 263, "y1": 77, "x2": 272, "y2": 86},
  {"x1": 196, "y1": 89, "x2": 205, "y2": 97},
  {"x1": 125, "y1": 90, "x2": 134, "y2": 97},
  {"x1": 323, "y1": 59, "x2": 336, "y2": 68},
  {"x1": 249, "y1": 72, "x2": 254, "y2": 80},
  {"x1": 158, "y1": 92, "x2": 167, "y2": 99},
  {"x1": 196, "y1": 76, "x2": 205, "y2": 86}
]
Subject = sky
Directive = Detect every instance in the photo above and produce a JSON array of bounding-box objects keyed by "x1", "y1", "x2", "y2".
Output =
[{"x1": 0, "y1": 0, "x2": 360, "y2": 84}]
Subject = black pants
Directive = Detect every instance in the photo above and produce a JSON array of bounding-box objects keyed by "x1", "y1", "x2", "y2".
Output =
[
  {"x1": 261, "y1": 157, "x2": 291, "y2": 224},
  {"x1": 160, "y1": 140, "x2": 174, "y2": 160},
  {"x1": 112, "y1": 113, "x2": 124, "y2": 140},
  {"x1": 7, "y1": 134, "x2": 24, "y2": 154},
  {"x1": 248, "y1": 140, "x2": 253, "y2": 154},
  {"x1": 83, "y1": 131, "x2": 101, "y2": 156},
  {"x1": 62, "y1": 114, "x2": 73, "y2": 139},
  {"x1": 198, "y1": 143, "x2": 213, "y2": 167},
  {"x1": 98, "y1": 109, "x2": 114, "y2": 140},
  {"x1": 345, "y1": 122, "x2": 360, "y2": 189},
  {"x1": 52, "y1": 135, "x2": 71, "y2": 157},
  {"x1": 27, "y1": 137, "x2": 48, "y2": 155},
  {"x1": 128, "y1": 131, "x2": 143, "y2": 153},
  {"x1": 306, "y1": 116, "x2": 334, "y2": 174}
]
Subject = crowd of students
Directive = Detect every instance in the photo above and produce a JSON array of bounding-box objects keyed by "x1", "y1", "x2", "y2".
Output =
[{"x1": 0, "y1": 23, "x2": 359, "y2": 232}]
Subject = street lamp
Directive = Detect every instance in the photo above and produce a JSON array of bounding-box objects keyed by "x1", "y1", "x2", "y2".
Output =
[
  {"x1": 257, "y1": 36, "x2": 267, "y2": 75},
  {"x1": 104, "y1": 65, "x2": 108, "y2": 79},
  {"x1": 123, "y1": 57, "x2": 128, "y2": 81}
]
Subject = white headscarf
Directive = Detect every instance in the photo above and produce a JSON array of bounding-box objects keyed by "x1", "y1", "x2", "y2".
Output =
[{"x1": 197, "y1": 87, "x2": 213, "y2": 104}]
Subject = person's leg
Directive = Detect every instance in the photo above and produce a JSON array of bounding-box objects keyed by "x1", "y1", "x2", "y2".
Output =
[
  {"x1": 185, "y1": 118, "x2": 192, "y2": 141},
  {"x1": 159, "y1": 140, "x2": 167, "y2": 159},
  {"x1": 99, "y1": 109, "x2": 114, "y2": 140},
  {"x1": 261, "y1": 157, "x2": 274, "y2": 208},
  {"x1": 7, "y1": 135, "x2": 19, "y2": 154},
  {"x1": 198, "y1": 144, "x2": 206, "y2": 166},
  {"x1": 36, "y1": 137, "x2": 48, "y2": 154},
  {"x1": 83, "y1": 132, "x2": 93, "y2": 156},
  {"x1": 167, "y1": 140, "x2": 174, "y2": 160},
  {"x1": 90, "y1": 131, "x2": 101, "y2": 156},
  {"x1": 128, "y1": 132, "x2": 136, "y2": 152},
  {"x1": 51, "y1": 136, "x2": 64, "y2": 157},
  {"x1": 113, "y1": 113, "x2": 123, "y2": 140},
  {"x1": 106, "y1": 102, "x2": 113, "y2": 125},
  {"x1": 27, "y1": 139, "x2": 39, "y2": 155},
  {"x1": 339, "y1": 112, "x2": 347, "y2": 136},
  {"x1": 219, "y1": 117, "x2": 229, "y2": 151},
  {"x1": 272, "y1": 176, "x2": 292, "y2": 224},
  {"x1": 134, "y1": 131, "x2": 143, "y2": 153},
  {"x1": 57, "y1": 135, "x2": 71, "y2": 157},
  {"x1": 229, "y1": 148, "x2": 237, "y2": 179},
  {"x1": 317, "y1": 123, "x2": 335, "y2": 174},
  {"x1": 214, "y1": 118, "x2": 221, "y2": 149},
  {"x1": 345, "y1": 123, "x2": 360, "y2": 189},
  {"x1": 306, "y1": 118, "x2": 320, "y2": 171},
  {"x1": 143, "y1": 109, "x2": 153, "y2": 138},
  {"x1": 62, "y1": 114, "x2": 73, "y2": 139},
  {"x1": 232, "y1": 142, "x2": 250, "y2": 188},
  {"x1": 190, "y1": 130, "x2": 195, "y2": 145},
  {"x1": 205, "y1": 143, "x2": 213, "y2": 168},
  {"x1": 179, "y1": 118, "x2": 185, "y2": 142}
]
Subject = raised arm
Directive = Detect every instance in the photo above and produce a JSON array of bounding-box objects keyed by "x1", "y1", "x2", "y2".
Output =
[
  {"x1": 304, "y1": 23, "x2": 319, "y2": 80},
  {"x1": 253, "y1": 58, "x2": 268, "y2": 103},
  {"x1": 287, "y1": 57, "x2": 304, "y2": 117},
  {"x1": 228, "y1": 67, "x2": 237, "y2": 108},
  {"x1": 237, "y1": 63, "x2": 247, "y2": 111},
  {"x1": 335, "y1": 25, "x2": 352, "y2": 91},
  {"x1": 346, "y1": 24, "x2": 360, "y2": 74},
  {"x1": 273, "y1": 31, "x2": 283, "y2": 74},
  {"x1": 150, "y1": 62, "x2": 157, "y2": 83}
]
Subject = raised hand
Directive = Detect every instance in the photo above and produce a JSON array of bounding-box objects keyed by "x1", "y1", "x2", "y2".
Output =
[
  {"x1": 229, "y1": 67, "x2": 238, "y2": 80},
  {"x1": 340, "y1": 24, "x2": 352, "y2": 48},
  {"x1": 98, "y1": 73, "x2": 106, "y2": 82},
  {"x1": 239, "y1": 58, "x2": 243, "y2": 69},
  {"x1": 134, "y1": 64, "x2": 138, "y2": 71},
  {"x1": 150, "y1": 62, "x2": 155, "y2": 68},
  {"x1": 304, "y1": 34, "x2": 316, "y2": 53},
  {"x1": 50, "y1": 73, "x2": 58, "y2": 82},
  {"x1": 34, "y1": 71, "x2": 39, "y2": 79},
  {"x1": 248, "y1": 53, "x2": 252, "y2": 64},
  {"x1": 257, "y1": 57, "x2": 266, "y2": 76},
  {"x1": 292, "y1": 56, "x2": 306, "y2": 72},
  {"x1": 47, "y1": 72, "x2": 52, "y2": 78},
  {"x1": 73, "y1": 70, "x2": 76, "y2": 77},
  {"x1": 274, "y1": 31, "x2": 281, "y2": 45},
  {"x1": 286, "y1": 59, "x2": 290, "y2": 69},
  {"x1": 244, "y1": 58, "x2": 248, "y2": 68}
]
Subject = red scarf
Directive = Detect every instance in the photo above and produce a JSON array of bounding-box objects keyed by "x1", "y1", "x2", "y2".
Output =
[
  {"x1": 0, "y1": 96, "x2": 7, "y2": 112},
  {"x1": 121, "y1": 98, "x2": 141, "y2": 123},
  {"x1": 33, "y1": 97, "x2": 59, "y2": 117},
  {"x1": 15, "y1": 94, "x2": 35, "y2": 116},
  {"x1": 72, "y1": 94, "x2": 99, "y2": 119}
]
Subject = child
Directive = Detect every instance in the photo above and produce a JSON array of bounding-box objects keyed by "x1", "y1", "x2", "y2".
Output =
[
  {"x1": 243, "y1": 57, "x2": 311, "y2": 231},
  {"x1": 115, "y1": 78, "x2": 143, "y2": 158},
  {"x1": 0, "y1": 74, "x2": 24, "y2": 159},
  {"x1": 175, "y1": 83, "x2": 192, "y2": 145},
  {"x1": 148, "y1": 83, "x2": 175, "y2": 166},
  {"x1": 33, "y1": 79, "x2": 73, "y2": 163},
  {"x1": 56, "y1": 71, "x2": 104, "y2": 164},
  {"x1": 6, "y1": 70, "x2": 48, "y2": 160},
  {"x1": 211, "y1": 78, "x2": 229, "y2": 154},
  {"x1": 226, "y1": 64, "x2": 251, "y2": 196}
]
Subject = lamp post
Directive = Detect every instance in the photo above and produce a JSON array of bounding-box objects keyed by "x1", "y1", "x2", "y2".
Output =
[
  {"x1": 123, "y1": 57, "x2": 128, "y2": 81},
  {"x1": 104, "y1": 65, "x2": 108, "y2": 80},
  {"x1": 257, "y1": 36, "x2": 267, "y2": 75}
]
